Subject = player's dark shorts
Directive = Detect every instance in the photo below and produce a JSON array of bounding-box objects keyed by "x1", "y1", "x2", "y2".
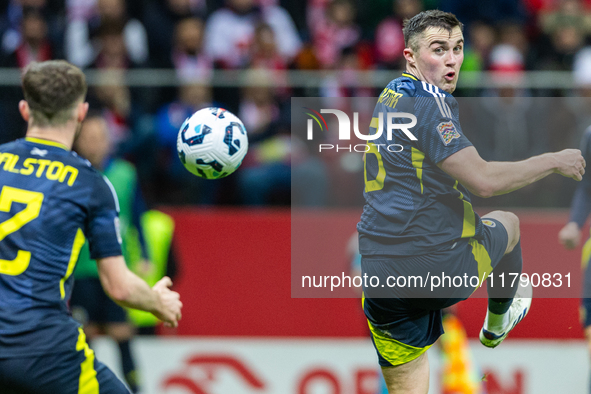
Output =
[
  {"x1": 580, "y1": 236, "x2": 591, "y2": 327},
  {"x1": 71, "y1": 278, "x2": 127, "y2": 325},
  {"x1": 362, "y1": 218, "x2": 509, "y2": 367},
  {"x1": 0, "y1": 327, "x2": 130, "y2": 394}
]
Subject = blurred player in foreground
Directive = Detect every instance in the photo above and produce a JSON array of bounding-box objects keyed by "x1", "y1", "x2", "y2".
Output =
[
  {"x1": 70, "y1": 114, "x2": 150, "y2": 393},
  {"x1": 558, "y1": 126, "x2": 591, "y2": 392},
  {"x1": 357, "y1": 10, "x2": 585, "y2": 393},
  {"x1": 0, "y1": 60, "x2": 182, "y2": 394}
]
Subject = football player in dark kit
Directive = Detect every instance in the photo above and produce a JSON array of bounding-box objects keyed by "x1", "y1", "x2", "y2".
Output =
[
  {"x1": 357, "y1": 10, "x2": 586, "y2": 393},
  {"x1": 0, "y1": 60, "x2": 182, "y2": 394}
]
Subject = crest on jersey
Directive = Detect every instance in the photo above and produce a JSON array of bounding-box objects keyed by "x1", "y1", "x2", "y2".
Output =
[
  {"x1": 482, "y1": 219, "x2": 496, "y2": 228},
  {"x1": 437, "y1": 121, "x2": 460, "y2": 146}
]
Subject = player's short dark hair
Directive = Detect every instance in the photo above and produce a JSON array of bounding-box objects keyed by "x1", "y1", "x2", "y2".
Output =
[
  {"x1": 403, "y1": 10, "x2": 463, "y2": 52},
  {"x1": 21, "y1": 60, "x2": 87, "y2": 127}
]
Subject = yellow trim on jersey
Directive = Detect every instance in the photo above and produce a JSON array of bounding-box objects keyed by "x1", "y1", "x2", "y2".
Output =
[
  {"x1": 364, "y1": 143, "x2": 386, "y2": 192},
  {"x1": 378, "y1": 88, "x2": 403, "y2": 108},
  {"x1": 402, "y1": 72, "x2": 418, "y2": 81},
  {"x1": 411, "y1": 148, "x2": 425, "y2": 194},
  {"x1": 453, "y1": 181, "x2": 476, "y2": 238},
  {"x1": 25, "y1": 137, "x2": 68, "y2": 151},
  {"x1": 60, "y1": 228, "x2": 85, "y2": 299},
  {"x1": 370, "y1": 117, "x2": 379, "y2": 129},
  {"x1": 76, "y1": 328, "x2": 99, "y2": 394},
  {"x1": 469, "y1": 238, "x2": 492, "y2": 290},
  {"x1": 368, "y1": 319, "x2": 431, "y2": 365}
]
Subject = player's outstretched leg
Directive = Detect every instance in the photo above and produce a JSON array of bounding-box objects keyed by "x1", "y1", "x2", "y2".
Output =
[{"x1": 478, "y1": 211, "x2": 532, "y2": 348}]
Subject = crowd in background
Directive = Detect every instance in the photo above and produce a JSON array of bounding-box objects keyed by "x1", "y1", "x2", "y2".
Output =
[{"x1": 1, "y1": 0, "x2": 591, "y2": 207}]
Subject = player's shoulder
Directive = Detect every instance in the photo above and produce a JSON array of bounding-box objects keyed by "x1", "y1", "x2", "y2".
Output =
[
  {"x1": 380, "y1": 73, "x2": 420, "y2": 99},
  {"x1": 0, "y1": 139, "x2": 19, "y2": 153}
]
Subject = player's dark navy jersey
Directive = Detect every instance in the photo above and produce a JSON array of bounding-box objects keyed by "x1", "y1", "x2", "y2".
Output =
[
  {"x1": 358, "y1": 73, "x2": 483, "y2": 256},
  {"x1": 0, "y1": 137, "x2": 122, "y2": 357},
  {"x1": 568, "y1": 126, "x2": 591, "y2": 228}
]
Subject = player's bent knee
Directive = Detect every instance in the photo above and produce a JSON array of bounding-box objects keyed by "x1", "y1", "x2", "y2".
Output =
[{"x1": 483, "y1": 210, "x2": 520, "y2": 253}]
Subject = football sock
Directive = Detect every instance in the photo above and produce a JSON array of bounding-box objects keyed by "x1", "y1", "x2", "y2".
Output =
[
  {"x1": 486, "y1": 240, "x2": 523, "y2": 331},
  {"x1": 118, "y1": 340, "x2": 139, "y2": 393}
]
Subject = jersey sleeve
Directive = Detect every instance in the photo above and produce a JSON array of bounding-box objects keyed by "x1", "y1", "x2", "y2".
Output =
[
  {"x1": 415, "y1": 96, "x2": 473, "y2": 164},
  {"x1": 86, "y1": 174, "x2": 123, "y2": 260}
]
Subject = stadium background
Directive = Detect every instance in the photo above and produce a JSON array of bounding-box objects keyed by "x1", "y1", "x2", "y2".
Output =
[{"x1": 1, "y1": 0, "x2": 590, "y2": 392}]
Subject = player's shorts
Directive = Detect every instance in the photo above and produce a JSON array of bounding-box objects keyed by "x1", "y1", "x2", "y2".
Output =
[
  {"x1": 71, "y1": 278, "x2": 127, "y2": 325},
  {"x1": 0, "y1": 327, "x2": 130, "y2": 394},
  {"x1": 362, "y1": 218, "x2": 509, "y2": 367}
]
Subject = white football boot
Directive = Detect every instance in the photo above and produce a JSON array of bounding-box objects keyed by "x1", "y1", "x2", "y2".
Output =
[{"x1": 479, "y1": 280, "x2": 533, "y2": 348}]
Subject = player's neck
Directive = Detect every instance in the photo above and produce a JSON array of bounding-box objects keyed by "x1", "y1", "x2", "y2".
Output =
[
  {"x1": 405, "y1": 64, "x2": 424, "y2": 83},
  {"x1": 25, "y1": 124, "x2": 76, "y2": 150}
]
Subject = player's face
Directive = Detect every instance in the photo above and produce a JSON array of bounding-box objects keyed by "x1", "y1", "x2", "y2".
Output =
[{"x1": 412, "y1": 26, "x2": 464, "y2": 93}]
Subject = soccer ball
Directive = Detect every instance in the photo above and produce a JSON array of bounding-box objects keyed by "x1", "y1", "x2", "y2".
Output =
[{"x1": 177, "y1": 107, "x2": 249, "y2": 179}]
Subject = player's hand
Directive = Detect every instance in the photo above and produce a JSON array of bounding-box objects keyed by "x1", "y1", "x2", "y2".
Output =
[
  {"x1": 553, "y1": 149, "x2": 586, "y2": 181},
  {"x1": 152, "y1": 276, "x2": 182, "y2": 328},
  {"x1": 558, "y1": 222, "x2": 581, "y2": 249}
]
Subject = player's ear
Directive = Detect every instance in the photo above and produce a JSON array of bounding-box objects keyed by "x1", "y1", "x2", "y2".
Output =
[
  {"x1": 77, "y1": 102, "x2": 89, "y2": 123},
  {"x1": 18, "y1": 100, "x2": 30, "y2": 122},
  {"x1": 403, "y1": 47, "x2": 416, "y2": 66}
]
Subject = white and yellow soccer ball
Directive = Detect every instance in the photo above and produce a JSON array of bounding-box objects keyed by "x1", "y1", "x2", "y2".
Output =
[{"x1": 177, "y1": 107, "x2": 249, "y2": 179}]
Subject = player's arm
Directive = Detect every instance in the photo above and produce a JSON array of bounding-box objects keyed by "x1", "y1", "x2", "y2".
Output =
[
  {"x1": 437, "y1": 146, "x2": 585, "y2": 198},
  {"x1": 97, "y1": 255, "x2": 182, "y2": 327}
]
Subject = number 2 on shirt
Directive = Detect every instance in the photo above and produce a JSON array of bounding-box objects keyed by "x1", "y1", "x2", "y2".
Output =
[{"x1": 0, "y1": 186, "x2": 44, "y2": 275}]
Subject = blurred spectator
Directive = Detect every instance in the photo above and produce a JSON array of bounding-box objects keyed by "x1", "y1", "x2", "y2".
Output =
[
  {"x1": 249, "y1": 22, "x2": 291, "y2": 98},
  {"x1": 374, "y1": 0, "x2": 422, "y2": 69},
  {"x1": 320, "y1": 46, "x2": 374, "y2": 98},
  {"x1": 171, "y1": 17, "x2": 212, "y2": 81},
  {"x1": 461, "y1": 21, "x2": 496, "y2": 72},
  {"x1": 533, "y1": 0, "x2": 590, "y2": 70},
  {"x1": 237, "y1": 68, "x2": 290, "y2": 204},
  {"x1": 65, "y1": 0, "x2": 148, "y2": 68},
  {"x1": 153, "y1": 82, "x2": 217, "y2": 204},
  {"x1": 539, "y1": 0, "x2": 591, "y2": 36},
  {"x1": 439, "y1": 0, "x2": 529, "y2": 29},
  {"x1": 0, "y1": 0, "x2": 64, "y2": 55},
  {"x1": 0, "y1": 7, "x2": 57, "y2": 68},
  {"x1": 308, "y1": 0, "x2": 361, "y2": 69},
  {"x1": 205, "y1": 0, "x2": 301, "y2": 68},
  {"x1": 88, "y1": 70, "x2": 153, "y2": 168},
  {"x1": 91, "y1": 19, "x2": 138, "y2": 70},
  {"x1": 143, "y1": 0, "x2": 206, "y2": 68}
]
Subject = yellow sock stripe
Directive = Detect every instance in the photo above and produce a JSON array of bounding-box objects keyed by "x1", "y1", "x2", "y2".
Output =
[
  {"x1": 367, "y1": 320, "x2": 431, "y2": 366},
  {"x1": 470, "y1": 238, "x2": 492, "y2": 291},
  {"x1": 411, "y1": 148, "x2": 425, "y2": 194},
  {"x1": 453, "y1": 181, "x2": 476, "y2": 238},
  {"x1": 76, "y1": 328, "x2": 99, "y2": 394},
  {"x1": 61, "y1": 228, "x2": 85, "y2": 299}
]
